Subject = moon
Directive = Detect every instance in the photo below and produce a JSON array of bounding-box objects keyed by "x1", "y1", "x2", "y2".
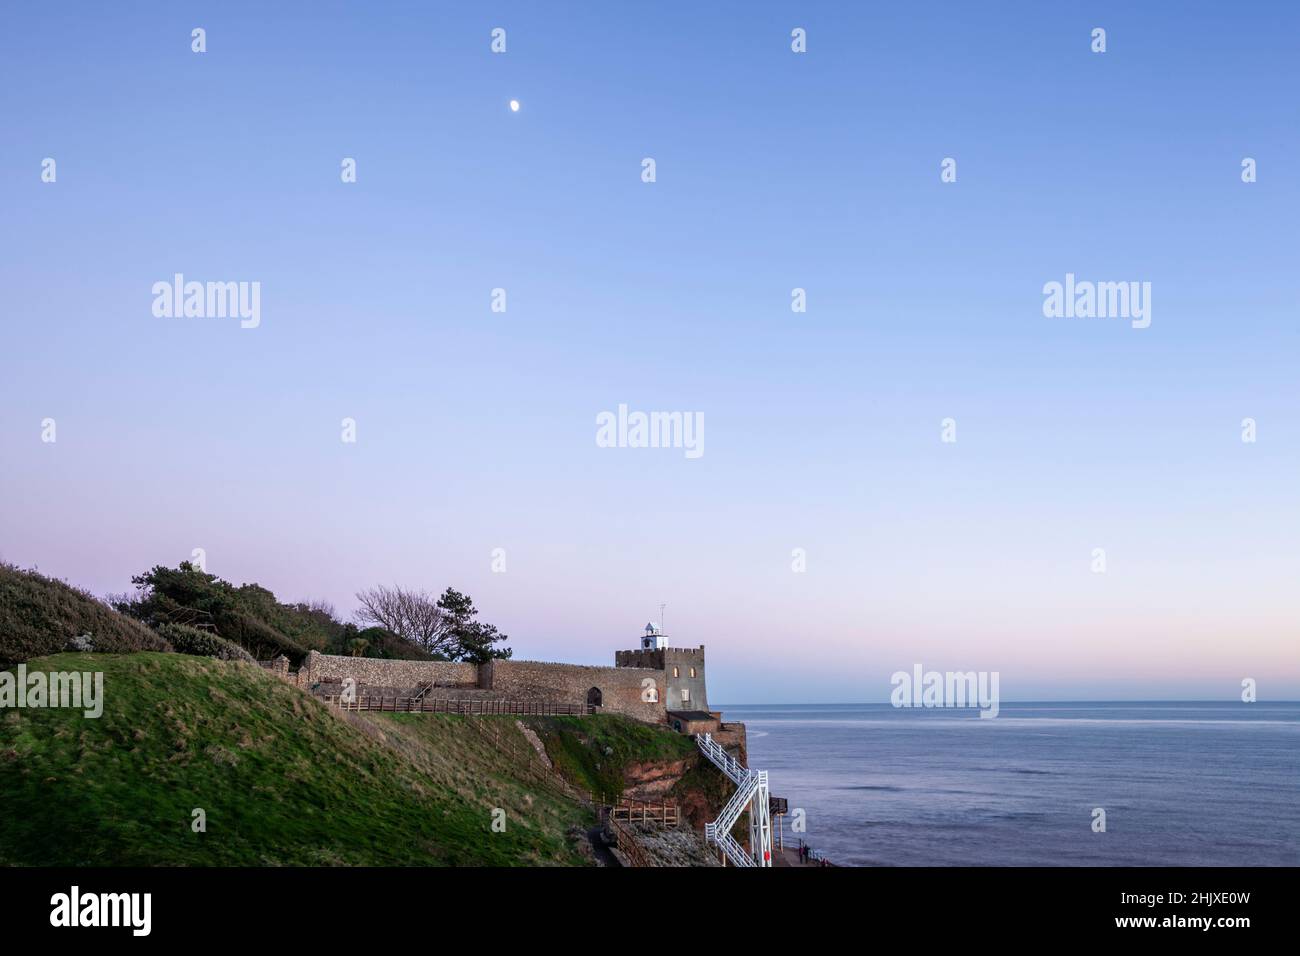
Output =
[{"x1": 509, "y1": 99, "x2": 520, "y2": 112}]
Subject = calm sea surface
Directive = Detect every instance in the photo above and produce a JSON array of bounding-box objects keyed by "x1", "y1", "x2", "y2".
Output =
[{"x1": 721, "y1": 702, "x2": 1300, "y2": 866}]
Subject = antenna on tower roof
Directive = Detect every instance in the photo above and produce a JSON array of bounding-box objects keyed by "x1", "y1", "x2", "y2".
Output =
[{"x1": 658, "y1": 603, "x2": 666, "y2": 633}]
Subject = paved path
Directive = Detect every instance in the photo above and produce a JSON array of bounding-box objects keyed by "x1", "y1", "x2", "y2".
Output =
[
  {"x1": 775, "y1": 845, "x2": 835, "y2": 867},
  {"x1": 775, "y1": 846, "x2": 815, "y2": 867}
]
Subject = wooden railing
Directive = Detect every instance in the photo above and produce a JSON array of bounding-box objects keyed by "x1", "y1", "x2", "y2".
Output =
[
  {"x1": 322, "y1": 695, "x2": 592, "y2": 716},
  {"x1": 607, "y1": 818, "x2": 652, "y2": 868},
  {"x1": 603, "y1": 800, "x2": 680, "y2": 827}
]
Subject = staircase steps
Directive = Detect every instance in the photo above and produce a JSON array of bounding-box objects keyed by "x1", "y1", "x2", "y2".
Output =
[{"x1": 696, "y1": 732, "x2": 773, "y2": 867}]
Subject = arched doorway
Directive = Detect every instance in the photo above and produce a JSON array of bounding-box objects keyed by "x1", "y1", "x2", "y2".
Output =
[{"x1": 586, "y1": 686, "x2": 603, "y2": 710}]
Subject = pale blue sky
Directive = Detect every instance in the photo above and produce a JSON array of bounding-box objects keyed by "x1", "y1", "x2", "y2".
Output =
[{"x1": 2, "y1": 2, "x2": 1297, "y2": 701}]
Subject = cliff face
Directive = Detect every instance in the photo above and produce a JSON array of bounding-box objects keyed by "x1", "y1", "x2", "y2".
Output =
[
  {"x1": 713, "y1": 722, "x2": 748, "y2": 765},
  {"x1": 622, "y1": 722, "x2": 749, "y2": 833},
  {"x1": 520, "y1": 714, "x2": 751, "y2": 837},
  {"x1": 622, "y1": 757, "x2": 694, "y2": 799}
]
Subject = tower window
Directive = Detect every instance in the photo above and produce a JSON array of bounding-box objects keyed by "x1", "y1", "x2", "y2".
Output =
[
  {"x1": 689, "y1": 667, "x2": 696, "y2": 678},
  {"x1": 672, "y1": 666, "x2": 679, "y2": 677},
  {"x1": 681, "y1": 688, "x2": 690, "y2": 703}
]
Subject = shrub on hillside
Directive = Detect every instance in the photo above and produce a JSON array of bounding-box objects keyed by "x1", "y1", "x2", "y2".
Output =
[
  {"x1": 211, "y1": 608, "x2": 306, "y2": 664},
  {"x1": 155, "y1": 622, "x2": 256, "y2": 664},
  {"x1": 114, "y1": 563, "x2": 309, "y2": 664},
  {"x1": 232, "y1": 586, "x2": 338, "y2": 653},
  {"x1": 0, "y1": 564, "x2": 173, "y2": 667}
]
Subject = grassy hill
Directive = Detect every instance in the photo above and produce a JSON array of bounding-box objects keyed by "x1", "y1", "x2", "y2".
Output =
[
  {"x1": 0, "y1": 563, "x2": 730, "y2": 867},
  {"x1": 0, "y1": 653, "x2": 594, "y2": 865}
]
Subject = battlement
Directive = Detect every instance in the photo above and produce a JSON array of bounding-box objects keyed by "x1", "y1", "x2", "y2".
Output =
[
  {"x1": 613, "y1": 647, "x2": 707, "y2": 671},
  {"x1": 615, "y1": 645, "x2": 705, "y2": 670},
  {"x1": 615, "y1": 649, "x2": 663, "y2": 669}
]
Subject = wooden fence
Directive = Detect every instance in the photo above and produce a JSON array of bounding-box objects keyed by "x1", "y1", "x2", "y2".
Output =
[
  {"x1": 601, "y1": 799, "x2": 680, "y2": 827},
  {"x1": 322, "y1": 695, "x2": 591, "y2": 716},
  {"x1": 607, "y1": 818, "x2": 652, "y2": 868}
]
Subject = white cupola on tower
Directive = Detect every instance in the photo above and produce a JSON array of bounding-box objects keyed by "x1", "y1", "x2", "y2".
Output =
[{"x1": 642, "y1": 622, "x2": 667, "y2": 650}]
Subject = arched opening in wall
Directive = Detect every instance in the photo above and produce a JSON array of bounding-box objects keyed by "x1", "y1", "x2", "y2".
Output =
[{"x1": 586, "y1": 687, "x2": 603, "y2": 710}]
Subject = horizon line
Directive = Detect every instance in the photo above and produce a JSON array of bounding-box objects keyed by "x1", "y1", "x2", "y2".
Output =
[{"x1": 716, "y1": 699, "x2": 1300, "y2": 706}]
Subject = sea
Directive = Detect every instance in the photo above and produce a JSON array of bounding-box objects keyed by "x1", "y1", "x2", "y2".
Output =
[{"x1": 721, "y1": 702, "x2": 1300, "y2": 867}]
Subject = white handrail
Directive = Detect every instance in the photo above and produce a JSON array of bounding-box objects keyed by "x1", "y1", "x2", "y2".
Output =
[{"x1": 696, "y1": 733, "x2": 773, "y2": 867}]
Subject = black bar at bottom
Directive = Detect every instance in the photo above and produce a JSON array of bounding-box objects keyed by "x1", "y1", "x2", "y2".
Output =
[{"x1": 0, "y1": 865, "x2": 1288, "y2": 940}]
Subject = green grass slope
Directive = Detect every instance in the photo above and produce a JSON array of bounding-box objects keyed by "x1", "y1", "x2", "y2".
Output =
[
  {"x1": 523, "y1": 714, "x2": 698, "y2": 802},
  {"x1": 0, "y1": 653, "x2": 591, "y2": 866}
]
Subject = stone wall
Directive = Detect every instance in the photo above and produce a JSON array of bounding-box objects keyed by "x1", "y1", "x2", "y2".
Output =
[
  {"x1": 487, "y1": 659, "x2": 666, "y2": 723},
  {"x1": 313, "y1": 678, "x2": 502, "y2": 700},
  {"x1": 298, "y1": 651, "x2": 479, "y2": 693},
  {"x1": 283, "y1": 651, "x2": 692, "y2": 726}
]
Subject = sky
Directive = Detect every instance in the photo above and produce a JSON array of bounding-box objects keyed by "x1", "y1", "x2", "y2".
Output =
[{"x1": 1, "y1": 2, "x2": 1297, "y2": 702}]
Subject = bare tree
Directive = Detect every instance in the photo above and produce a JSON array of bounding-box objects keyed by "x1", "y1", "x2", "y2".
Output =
[
  {"x1": 354, "y1": 585, "x2": 452, "y2": 656},
  {"x1": 355, "y1": 584, "x2": 404, "y2": 634},
  {"x1": 400, "y1": 589, "x2": 450, "y2": 653}
]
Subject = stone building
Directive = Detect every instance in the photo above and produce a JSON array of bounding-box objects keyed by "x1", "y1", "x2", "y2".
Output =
[
  {"x1": 615, "y1": 623, "x2": 709, "y2": 712},
  {"x1": 282, "y1": 621, "x2": 718, "y2": 731}
]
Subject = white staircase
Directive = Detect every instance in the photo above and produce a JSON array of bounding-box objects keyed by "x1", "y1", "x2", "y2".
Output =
[{"x1": 696, "y1": 733, "x2": 773, "y2": 867}]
